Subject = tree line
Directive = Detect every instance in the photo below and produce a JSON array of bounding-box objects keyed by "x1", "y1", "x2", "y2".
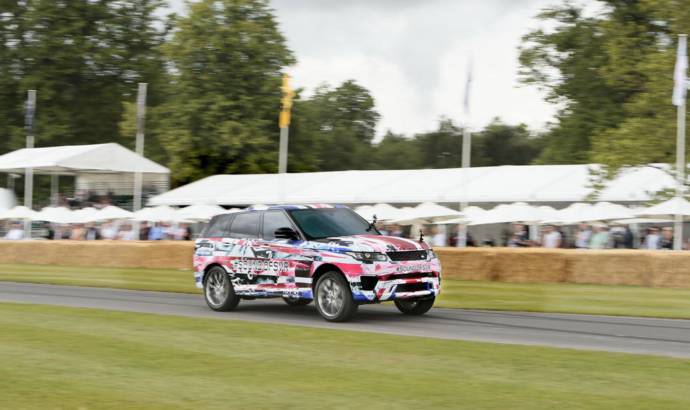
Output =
[
  {"x1": 3, "y1": 0, "x2": 677, "y2": 188},
  {"x1": 0, "y1": 0, "x2": 545, "y2": 187}
]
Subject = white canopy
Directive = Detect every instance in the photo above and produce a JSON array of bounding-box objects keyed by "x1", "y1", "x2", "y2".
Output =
[
  {"x1": 175, "y1": 204, "x2": 227, "y2": 222},
  {"x1": 132, "y1": 205, "x2": 179, "y2": 222},
  {"x1": 549, "y1": 202, "x2": 636, "y2": 225},
  {"x1": 390, "y1": 202, "x2": 462, "y2": 225},
  {"x1": 0, "y1": 206, "x2": 38, "y2": 220},
  {"x1": 0, "y1": 143, "x2": 169, "y2": 175},
  {"x1": 635, "y1": 197, "x2": 690, "y2": 220},
  {"x1": 35, "y1": 207, "x2": 76, "y2": 224},
  {"x1": 470, "y1": 202, "x2": 553, "y2": 225},
  {"x1": 354, "y1": 203, "x2": 403, "y2": 222},
  {"x1": 97, "y1": 205, "x2": 134, "y2": 221},
  {"x1": 149, "y1": 164, "x2": 678, "y2": 206}
]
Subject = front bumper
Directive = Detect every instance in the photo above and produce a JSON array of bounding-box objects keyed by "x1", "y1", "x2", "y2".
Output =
[{"x1": 352, "y1": 273, "x2": 441, "y2": 302}]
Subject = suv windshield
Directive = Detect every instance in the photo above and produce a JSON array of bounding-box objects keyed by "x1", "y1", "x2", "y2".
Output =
[{"x1": 288, "y1": 208, "x2": 378, "y2": 240}]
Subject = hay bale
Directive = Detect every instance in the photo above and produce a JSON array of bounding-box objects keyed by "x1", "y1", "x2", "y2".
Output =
[
  {"x1": 491, "y1": 248, "x2": 567, "y2": 283},
  {"x1": 0, "y1": 241, "x2": 194, "y2": 270},
  {"x1": 436, "y1": 248, "x2": 496, "y2": 281},
  {"x1": 564, "y1": 249, "x2": 653, "y2": 286},
  {"x1": 648, "y1": 252, "x2": 690, "y2": 288}
]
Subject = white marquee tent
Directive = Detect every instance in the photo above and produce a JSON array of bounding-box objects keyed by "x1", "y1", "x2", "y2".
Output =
[
  {"x1": 149, "y1": 164, "x2": 678, "y2": 207},
  {"x1": 0, "y1": 143, "x2": 170, "y2": 197}
]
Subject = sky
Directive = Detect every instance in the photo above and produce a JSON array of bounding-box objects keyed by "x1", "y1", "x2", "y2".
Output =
[{"x1": 167, "y1": 0, "x2": 559, "y2": 137}]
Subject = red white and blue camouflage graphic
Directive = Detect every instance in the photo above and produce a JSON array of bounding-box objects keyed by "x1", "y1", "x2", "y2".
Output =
[{"x1": 193, "y1": 205, "x2": 441, "y2": 303}]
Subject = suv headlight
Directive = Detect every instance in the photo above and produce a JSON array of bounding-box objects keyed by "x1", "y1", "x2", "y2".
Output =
[
  {"x1": 427, "y1": 249, "x2": 437, "y2": 260},
  {"x1": 346, "y1": 251, "x2": 388, "y2": 263}
]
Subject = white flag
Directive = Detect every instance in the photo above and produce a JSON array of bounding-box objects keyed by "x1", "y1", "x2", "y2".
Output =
[
  {"x1": 673, "y1": 35, "x2": 687, "y2": 106},
  {"x1": 463, "y1": 57, "x2": 473, "y2": 115}
]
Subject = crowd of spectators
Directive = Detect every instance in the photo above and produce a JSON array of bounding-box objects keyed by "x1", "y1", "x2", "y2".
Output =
[
  {"x1": 502, "y1": 222, "x2": 680, "y2": 250},
  {"x1": 1, "y1": 221, "x2": 193, "y2": 241}
]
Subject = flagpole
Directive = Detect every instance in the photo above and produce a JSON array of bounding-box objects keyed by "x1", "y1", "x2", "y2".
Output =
[
  {"x1": 674, "y1": 34, "x2": 687, "y2": 250},
  {"x1": 132, "y1": 82, "x2": 147, "y2": 237},
  {"x1": 458, "y1": 56, "x2": 472, "y2": 247},
  {"x1": 23, "y1": 90, "x2": 36, "y2": 240}
]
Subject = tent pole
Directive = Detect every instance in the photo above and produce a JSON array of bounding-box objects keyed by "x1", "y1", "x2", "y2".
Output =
[
  {"x1": 50, "y1": 172, "x2": 58, "y2": 207},
  {"x1": 23, "y1": 90, "x2": 36, "y2": 240},
  {"x1": 133, "y1": 83, "x2": 147, "y2": 238},
  {"x1": 675, "y1": 94, "x2": 686, "y2": 250}
]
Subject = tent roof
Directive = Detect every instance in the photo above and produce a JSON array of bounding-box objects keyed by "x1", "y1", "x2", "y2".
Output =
[
  {"x1": 0, "y1": 143, "x2": 169, "y2": 174},
  {"x1": 149, "y1": 164, "x2": 678, "y2": 206}
]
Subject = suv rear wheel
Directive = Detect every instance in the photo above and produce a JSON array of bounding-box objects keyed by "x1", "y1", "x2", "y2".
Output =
[
  {"x1": 204, "y1": 266, "x2": 240, "y2": 311},
  {"x1": 314, "y1": 272, "x2": 357, "y2": 322},
  {"x1": 394, "y1": 297, "x2": 435, "y2": 316}
]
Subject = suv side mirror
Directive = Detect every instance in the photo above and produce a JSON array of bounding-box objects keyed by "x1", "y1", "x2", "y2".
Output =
[{"x1": 274, "y1": 227, "x2": 299, "y2": 240}]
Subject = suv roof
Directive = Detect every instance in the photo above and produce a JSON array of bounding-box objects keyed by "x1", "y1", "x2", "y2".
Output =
[{"x1": 250, "y1": 204, "x2": 348, "y2": 211}]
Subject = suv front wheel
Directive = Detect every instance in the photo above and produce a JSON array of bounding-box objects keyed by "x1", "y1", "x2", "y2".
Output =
[
  {"x1": 314, "y1": 272, "x2": 357, "y2": 322},
  {"x1": 204, "y1": 266, "x2": 240, "y2": 311},
  {"x1": 394, "y1": 297, "x2": 435, "y2": 316}
]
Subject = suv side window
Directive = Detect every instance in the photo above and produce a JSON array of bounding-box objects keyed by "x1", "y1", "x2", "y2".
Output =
[
  {"x1": 203, "y1": 214, "x2": 233, "y2": 237},
  {"x1": 262, "y1": 210, "x2": 295, "y2": 240},
  {"x1": 229, "y1": 212, "x2": 260, "y2": 239}
]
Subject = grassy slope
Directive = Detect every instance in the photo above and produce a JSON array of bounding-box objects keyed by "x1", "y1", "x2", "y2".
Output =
[
  {"x1": 0, "y1": 302, "x2": 689, "y2": 410},
  {"x1": 2, "y1": 263, "x2": 690, "y2": 319}
]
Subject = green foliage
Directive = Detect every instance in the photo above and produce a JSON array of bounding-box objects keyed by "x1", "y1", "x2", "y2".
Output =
[
  {"x1": 0, "y1": 0, "x2": 167, "y2": 151},
  {"x1": 519, "y1": 0, "x2": 689, "y2": 176},
  {"x1": 287, "y1": 81, "x2": 380, "y2": 171},
  {"x1": 156, "y1": 0, "x2": 294, "y2": 185}
]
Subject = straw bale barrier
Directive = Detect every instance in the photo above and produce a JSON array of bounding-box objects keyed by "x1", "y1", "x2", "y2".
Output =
[
  {"x1": 436, "y1": 247, "x2": 690, "y2": 288},
  {"x1": 0, "y1": 241, "x2": 193, "y2": 270},
  {"x1": 1, "y1": 242, "x2": 689, "y2": 288}
]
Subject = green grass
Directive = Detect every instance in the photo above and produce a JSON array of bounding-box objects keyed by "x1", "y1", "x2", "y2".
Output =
[
  {"x1": 2, "y1": 263, "x2": 690, "y2": 319},
  {"x1": 439, "y1": 280, "x2": 690, "y2": 319},
  {"x1": 0, "y1": 263, "x2": 196, "y2": 293},
  {"x1": 0, "y1": 303, "x2": 688, "y2": 410}
]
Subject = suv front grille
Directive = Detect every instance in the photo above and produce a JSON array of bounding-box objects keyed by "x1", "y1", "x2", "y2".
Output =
[{"x1": 387, "y1": 250, "x2": 428, "y2": 262}]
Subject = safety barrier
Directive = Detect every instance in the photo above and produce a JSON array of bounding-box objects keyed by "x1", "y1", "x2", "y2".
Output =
[{"x1": 0, "y1": 242, "x2": 689, "y2": 288}]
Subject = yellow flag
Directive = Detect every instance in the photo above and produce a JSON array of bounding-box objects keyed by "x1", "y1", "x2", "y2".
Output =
[{"x1": 279, "y1": 74, "x2": 294, "y2": 128}]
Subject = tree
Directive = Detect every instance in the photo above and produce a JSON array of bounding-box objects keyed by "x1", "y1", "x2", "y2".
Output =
[
  {"x1": 157, "y1": 0, "x2": 294, "y2": 185},
  {"x1": 473, "y1": 119, "x2": 543, "y2": 167},
  {"x1": 519, "y1": 1, "x2": 660, "y2": 166},
  {"x1": 288, "y1": 81, "x2": 380, "y2": 171},
  {"x1": 370, "y1": 131, "x2": 422, "y2": 170},
  {"x1": 0, "y1": 0, "x2": 167, "y2": 153}
]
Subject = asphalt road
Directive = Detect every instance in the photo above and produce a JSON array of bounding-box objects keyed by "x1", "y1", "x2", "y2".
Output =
[{"x1": 1, "y1": 281, "x2": 689, "y2": 358}]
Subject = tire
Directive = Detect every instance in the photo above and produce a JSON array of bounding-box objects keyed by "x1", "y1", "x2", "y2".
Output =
[
  {"x1": 282, "y1": 296, "x2": 312, "y2": 306},
  {"x1": 394, "y1": 297, "x2": 435, "y2": 316},
  {"x1": 314, "y1": 272, "x2": 358, "y2": 322},
  {"x1": 203, "y1": 266, "x2": 240, "y2": 312}
]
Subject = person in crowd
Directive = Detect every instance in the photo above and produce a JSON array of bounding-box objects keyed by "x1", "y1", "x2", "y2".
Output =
[
  {"x1": 70, "y1": 224, "x2": 85, "y2": 240},
  {"x1": 541, "y1": 224, "x2": 561, "y2": 248},
  {"x1": 117, "y1": 224, "x2": 137, "y2": 240},
  {"x1": 139, "y1": 221, "x2": 151, "y2": 241},
  {"x1": 430, "y1": 226, "x2": 447, "y2": 247},
  {"x1": 659, "y1": 227, "x2": 673, "y2": 250},
  {"x1": 507, "y1": 223, "x2": 530, "y2": 247},
  {"x1": 3, "y1": 222, "x2": 24, "y2": 240},
  {"x1": 100, "y1": 222, "x2": 118, "y2": 240},
  {"x1": 84, "y1": 223, "x2": 100, "y2": 241},
  {"x1": 389, "y1": 224, "x2": 403, "y2": 238},
  {"x1": 148, "y1": 222, "x2": 165, "y2": 240},
  {"x1": 574, "y1": 222, "x2": 591, "y2": 249},
  {"x1": 589, "y1": 223, "x2": 610, "y2": 249},
  {"x1": 643, "y1": 226, "x2": 661, "y2": 249},
  {"x1": 610, "y1": 224, "x2": 628, "y2": 249}
]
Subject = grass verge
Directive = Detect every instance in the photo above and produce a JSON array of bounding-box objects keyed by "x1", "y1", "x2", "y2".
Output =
[
  {"x1": 1, "y1": 302, "x2": 689, "y2": 409},
  {"x1": 2, "y1": 263, "x2": 690, "y2": 319}
]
